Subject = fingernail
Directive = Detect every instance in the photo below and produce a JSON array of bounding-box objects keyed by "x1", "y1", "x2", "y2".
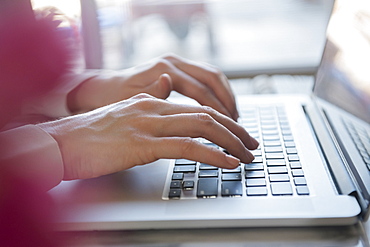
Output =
[{"x1": 225, "y1": 155, "x2": 240, "y2": 168}]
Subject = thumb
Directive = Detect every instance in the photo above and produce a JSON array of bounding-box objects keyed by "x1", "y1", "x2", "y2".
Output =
[{"x1": 145, "y1": 73, "x2": 173, "y2": 99}]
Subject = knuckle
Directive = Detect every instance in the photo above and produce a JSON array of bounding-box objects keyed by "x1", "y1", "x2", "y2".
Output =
[
  {"x1": 179, "y1": 137, "x2": 195, "y2": 157},
  {"x1": 196, "y1": 112, "x2": 214, "y2": 127},
  {"x1": 207, "y1": 66, "x2": 224, "y2": 82},
  {"x1": 197, "y1": 85, "x2": 212, "y2": 96},
  {"x1": 131, "y1": 92, "x2": 153, "y2": 100},
  {"x1": 153, "y1": 58, "x2": 173, "y2": 71},
  {"x1": 201, "y1": 105, "x2": 217, "y2": 115},
  {"x1": 134, "y1": 96, "x2": 167, "y2": 112},
  {"x1": 209, "y1": 65, "x2": 223, "y2": 76},
  {"x1": 161, "y1": 52, "x2": 177, "y2": 61},
  {"x1": 133, "y1": 97, "x2": 156, "y2": 111}
]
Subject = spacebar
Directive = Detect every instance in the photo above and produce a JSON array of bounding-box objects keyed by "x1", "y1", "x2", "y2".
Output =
[{"x1": 197, "y1": 178, "x2": 218, "y2": 198}]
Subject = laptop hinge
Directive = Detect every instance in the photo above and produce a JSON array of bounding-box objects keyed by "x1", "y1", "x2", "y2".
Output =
[
  {"x1": 302, "y1": 103, "x2": 357, "y2": 196},
  {"x1": 322, "y1": 111, "x2": 370, "y2": 221},
  {"x1": 304, "y1": 100, "x2": 370, "y2": 221}
]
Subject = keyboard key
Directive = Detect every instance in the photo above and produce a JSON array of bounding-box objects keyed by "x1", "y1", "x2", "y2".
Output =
[
  {"x1": 261, "y1": 125, "x2": 278, "y2": 131},
  {"x1": 222, "y1": 181, "x2": 243, "y2": 196},
  {"x1": 170, "y1": 181, "x2": 181, "y2": 189},
  {"x1": 263, "y1": 135, "x2": 280, "y2": 141},
  {"x1": 246, "y1": 178, "x2": 266, "y2": 187},
  {"x1": 222, "y1": 173, "x2": 242, "y2": 181},
  {"x1": 268, "y1": 167, "x2": 288, "y2": 174},
  {"x1": 286, "y1": 148, "x2": 298, "y2": 154},
  {"x1": 271, "y1": 182, "x2": 293, "y2": 195},
  {"x1": 265, "y1": 147, "x2": 283, "y2": 153},
  {"x1": 197, "y1": 178, "x2": 218, "y2": 198},
  {"x1": 283, "y1": 136, "x2": 294, "y2": 141},
  {"x1": 296, "y1": 186, "x2": 310, "y2": 195},
  {"x1": 172, "y1": 173, "x2": 184, "y2": 180},
  {"x1": 183, "y1": 181, "x2": 195, "y2": 190},
  {"x1": 280, "y1": 124, "x2": 291, "y2": 130},
  {"x1": 251, "y1": 150, "x2": 262, "y2": 156},
  {"x1": 245, "y1": 171, "x2": 265, "y2": 178},
  {"x1": 264, "y1": 141, "x2": 281, "y2": 147},
  {"x1": 174, "y1": 165, "x2": 196, "y2": 173},
  {"x1": 245, "y1": 127, "x2": 259, "y2": 134},
  {"x1": 261, "y1": 120, "x2": 276, "y2": 126},
  {"x1": 199, "y1": 163, "x2": 218, "y2": 170},
  {"x1": 260, "y1": 115, "x2": 275, "y2": 121},
  {"x1": 267, "y1": 160, "x2": 286, "y2": 166},
  {"x1": 244, "y1": 163, "x2": 264, "y2": 171},
  {"x1": 247, "y1": 187, "x2": 268, "y2": 196},
  {"x1": 262, "y1": 130, "x2": 279, "y2": 135},
  {"x1": 169, "y1": 189, "x2": 181, "y2": 198},
  {"x1": 281, "y1": 129, "x2": 292, "y2": 135},
  {"x1": 243, "y1": 123, "x2": 258, "y2": 129},
  {"x1": 291, "y1": 169, "x2": 304, "y2": 177},
  {"x1": 285, "y1": 142, "x2": 296, "y2": 148},
  {"x1": 251, "y1": 157, "x2": 263, "y2": 163},
  {"x1": 288, "y1": 155, "x2": 300, "y2": 161},
  {"x1": 294, "y1": 177, "x2": 307, "y2": 185},
  {"x1": 290, "y1": 161, "x2": 302, "y2": 169},
  {"x1": 269, "y1": 174, "x2": 290, "y2": 182},
  {"x1": 199, "y1": 170, "x2": 218, "y2": 178},
  {"x1": 266, "y1": 153, "x2": 285, "y2": 159},
  {"x1": 175, "y1": 159, "x2": 196, "y2": 165},
  {"x1": 222, "y1": 167, "x2": 242, "y2": 173}
]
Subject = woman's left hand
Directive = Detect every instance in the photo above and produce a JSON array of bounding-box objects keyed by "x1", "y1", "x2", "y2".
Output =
[{"x1": 68, "y1": 54, "x2": 239, "y2": 121}]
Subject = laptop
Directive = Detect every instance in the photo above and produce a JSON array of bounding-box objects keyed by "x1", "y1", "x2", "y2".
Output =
[{"x1": 49, "y1": 0, "x2": 370, "y2": 230}]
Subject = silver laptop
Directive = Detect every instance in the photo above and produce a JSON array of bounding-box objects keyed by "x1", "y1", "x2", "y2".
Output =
[{"x1": 49, "y1": 0, "x2": 369, "y2": 230}]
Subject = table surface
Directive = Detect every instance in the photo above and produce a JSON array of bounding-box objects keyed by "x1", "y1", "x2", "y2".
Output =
[{"x1": 56, "y1": 76, "x2": 369, "y2": 247}]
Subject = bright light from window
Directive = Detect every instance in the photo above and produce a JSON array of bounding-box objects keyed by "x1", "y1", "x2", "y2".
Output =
[{"x1": 31, "y1": 0, "x2": 81, "y2": 18}]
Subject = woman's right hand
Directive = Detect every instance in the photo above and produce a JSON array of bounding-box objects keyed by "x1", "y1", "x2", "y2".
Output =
[{"x1": 38, "y1": 94, "x2": 259, "y2": 181}]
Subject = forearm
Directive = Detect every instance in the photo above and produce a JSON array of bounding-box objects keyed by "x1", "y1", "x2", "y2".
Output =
[{"x1": 0, "y1": 125, "x2": 64, "y2": 191}]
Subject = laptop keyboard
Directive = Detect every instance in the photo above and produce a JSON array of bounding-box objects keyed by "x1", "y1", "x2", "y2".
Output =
[
  {"x1": 163, "y1": 105, "x2": 310, "y2": 199},
  {"x1": 344, "y1": 120, "x2": 370, "y2": 171}
]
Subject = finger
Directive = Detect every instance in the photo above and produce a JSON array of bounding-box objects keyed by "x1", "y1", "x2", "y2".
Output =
[
  {"x1": 165, "y1": 55, "x2": 239, "y2": 120},
  {"x1": 153, "y1": 101, "x2": 259, "y2": 150},
  {"x1": 153, "y1": 113, "x2": 254, "y2": 163},
  {"x1": 151, "y1": 137, "x2": 241, "y2": 169},
  {"x1": 169, "y1": 68, "x2": 233, "y2": 119},
  {"x1": 220, "y1": 74, "x2": 239, "y2": 120}
]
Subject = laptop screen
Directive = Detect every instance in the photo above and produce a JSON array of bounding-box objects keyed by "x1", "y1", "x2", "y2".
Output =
[{"x1": 313, "y1": 0, "x2": 370, "y2": 124}]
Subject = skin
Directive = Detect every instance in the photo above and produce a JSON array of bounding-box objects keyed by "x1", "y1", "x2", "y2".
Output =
[
  {"x1": 38, "y1": 54, "x2": 259, "y2": 181},
  {"x1": 67, "y1": 54, "x2": 239, "y2": 120},
  {"x1": 39, "y1": 94, "x2": 258, "y2": 180}
]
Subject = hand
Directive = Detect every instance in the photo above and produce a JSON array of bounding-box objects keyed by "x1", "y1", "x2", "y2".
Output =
[
  {"x1": 39, "y1": 94, "x2": 258, "y2": 180},
  {"x1": 68, "y1": 54, "x2": 239, "y2": 120}
]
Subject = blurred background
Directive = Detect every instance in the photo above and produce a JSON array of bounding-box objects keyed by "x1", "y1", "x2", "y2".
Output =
[{"x1": 31, "y1": 0, "x2": 333, "y2": 78}]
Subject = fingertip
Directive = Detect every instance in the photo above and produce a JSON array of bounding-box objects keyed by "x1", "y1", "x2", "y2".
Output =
[
  {"x1": 158, "y1": 73, "x2": 173, "y2": 98},
  {"x1": 250, "y1": 136, "x2": 260, "y2": 150},
  {"x1": 232, "y1": 111, "x2": 239, "y2": 121},
  {"x1": 225, "y1": 154, "x2": 240, "y2": 168},
  {"x1": 243, "y1": 149, "x2": 255, "y2": 164}
]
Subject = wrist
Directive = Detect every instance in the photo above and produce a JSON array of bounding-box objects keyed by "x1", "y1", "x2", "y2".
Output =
[
  {"x1": 67, "y1": 73, "x2": 125, "y2": 113},
  {"x1": 67, "y1": 75, "x2": 103, "y2": 113}
]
